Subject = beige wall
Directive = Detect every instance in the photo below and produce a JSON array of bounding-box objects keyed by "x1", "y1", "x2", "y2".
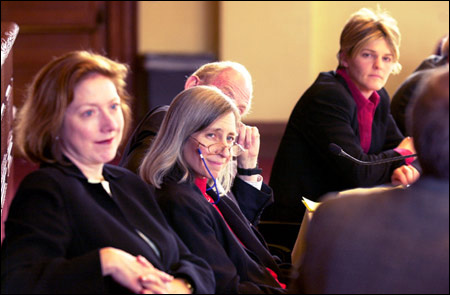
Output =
[
  {"x1": 309, "y1": 1, "x2": 449, "y2": 114},
  {"x1": 139, "y1": 1, "x2": 449, "y2": 122},
  {"x1": 138, "y1": 1, "x2": 217, "y2": 54}
]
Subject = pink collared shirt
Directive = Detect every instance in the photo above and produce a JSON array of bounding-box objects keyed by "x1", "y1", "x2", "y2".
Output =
[
  {"x1": 337, "y1": 69, "x2": 414, "y2": 164},
  {"x1": 337, "y1": 68, "x2": 380, "y2": 153}
]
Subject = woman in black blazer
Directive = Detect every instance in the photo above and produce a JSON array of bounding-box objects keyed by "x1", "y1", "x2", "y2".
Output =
[
  {"x1": 264, "y1": 8, "x2": 420, "y2": 227},
  {"x1": 140, "y1": 86, "x2": 288, "y2": 294},
  {"x1": 1, "y1": 51, "x2": 214, "y2": 294}
]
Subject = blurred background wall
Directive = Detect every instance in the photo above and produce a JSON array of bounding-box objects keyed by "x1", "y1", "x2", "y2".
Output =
[{"x1": 139, "y1": 1, "x2": 449, "y2": 122}]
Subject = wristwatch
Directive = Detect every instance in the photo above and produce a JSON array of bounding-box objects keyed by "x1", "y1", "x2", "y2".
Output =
[{"x1": 237, "y1": 166, "x2": 262, "y2": 176}]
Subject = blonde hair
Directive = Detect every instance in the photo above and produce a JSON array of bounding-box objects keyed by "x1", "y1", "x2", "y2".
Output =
[
  {"x1": 140, "y1": 85, "x2": 240, "y2": 192},
  {"x1": 338, "y1": 7, "x2": 402, "y2": 74},
  {"x1": 15, "y1": 51, "x2": 132, "y2": 164}
]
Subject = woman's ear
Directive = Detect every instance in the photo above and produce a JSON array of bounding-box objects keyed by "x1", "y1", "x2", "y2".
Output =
[
  {"x1": 339, "y1": 51, "x2": 349, "y2": 68},
  {"x1": 185, "y1": 75, "x2": 201, "y2": 89}
]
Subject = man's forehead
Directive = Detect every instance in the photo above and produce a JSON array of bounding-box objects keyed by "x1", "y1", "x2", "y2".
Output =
[{"x1": 212, "y1": 71, "x2": 251, "y2": 97}]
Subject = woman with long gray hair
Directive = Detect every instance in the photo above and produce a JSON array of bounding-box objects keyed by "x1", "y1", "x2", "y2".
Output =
[{"x1": 140, "y1": 86, "x2": 288, "y2": 294}]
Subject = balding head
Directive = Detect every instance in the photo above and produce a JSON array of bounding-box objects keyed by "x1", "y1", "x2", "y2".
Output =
[{"x1": 184, "y1": 61, "x2": 253, "y2": 116}]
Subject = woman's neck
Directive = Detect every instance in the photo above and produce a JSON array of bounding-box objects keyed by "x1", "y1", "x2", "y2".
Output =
[
  {"x1": 337, "y1": 68, "x2": 374, "y2": 99},
  {"x1": 64, "y1": 153, "x2": 104, "y2": 181}
]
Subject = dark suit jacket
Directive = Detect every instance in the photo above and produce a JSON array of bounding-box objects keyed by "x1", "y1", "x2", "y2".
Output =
[
  {"x1": 120, "y1": 105, "x2": 169, "y2": 174},
  {"x1": 391, "y1": 56, "x2": 448, "y2": 136},
  {"x1": 391, "y1": 70, "x2": 429, "y2": 136},
  {"x1": 291, "y1": 177, "x2": 449, "y2": 294},
  {"x1": 1, "y1": 162, "x2": 214, "y2": 294},
  {"x1": 120, "y1": 105, "x2": 273, "y2": 225},
  {"x1": 155, "y1": 171, "x2": 288, "y2": 294},
  {"x1": 265, "y1": 71, "x2": 405, "y2": 225}
]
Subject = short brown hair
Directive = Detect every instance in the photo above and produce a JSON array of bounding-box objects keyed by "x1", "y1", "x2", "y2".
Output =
[
  {"x1": 338, "y1": 7, "x2": 402, "y2": 74},
  {"x1": 15, "y1": 51, "x2": 132, "y2": 164}
]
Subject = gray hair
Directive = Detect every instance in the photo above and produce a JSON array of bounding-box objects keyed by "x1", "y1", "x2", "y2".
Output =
[
  {"x1": 140, "y1": 85, "x2": 240, "y2": 191},
  {"x1": 193, "y1": 61, "x2": 253, "y2": 107}
]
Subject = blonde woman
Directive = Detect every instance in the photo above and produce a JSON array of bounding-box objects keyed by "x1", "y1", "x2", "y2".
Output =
[{"x1": 266, "y1": 7, "x2": 420, "y2": 231}]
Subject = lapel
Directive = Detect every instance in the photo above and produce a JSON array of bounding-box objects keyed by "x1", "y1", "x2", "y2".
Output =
[{"x1": 212, "y1": 190, "x2": 278, "y2": 270}]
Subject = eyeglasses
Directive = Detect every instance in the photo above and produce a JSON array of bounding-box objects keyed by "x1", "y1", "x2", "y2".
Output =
[{"x1": 191, "y1": 136, "x2": 245, "y2": 157}]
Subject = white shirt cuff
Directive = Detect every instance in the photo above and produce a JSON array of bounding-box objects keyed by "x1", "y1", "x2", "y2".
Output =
[{"x1": 238, "y1": 175, "x2": 263, "y2": 190}]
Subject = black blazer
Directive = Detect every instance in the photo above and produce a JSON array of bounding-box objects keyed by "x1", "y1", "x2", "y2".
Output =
[
  {"x1": 391, "y1": 57, "x2": 448, "y2": 136},
  {"x1": 265, "y1": 71, "x2": 405, "y2": 224},
  {"x1": 391, "y1": 70, "x2": 427, "y2": 136},
  {"x1": 119, "y1": 105, "x2": 273, "y2": 225},
  {"x1": 155, "y1": 171, "x2": 288, "y2": 294},
  {"x1": 1, "y1": 162, "x2": 214, "y2": 294},
  {"x1": 119, "y1": 105, "x2": 169, "y2": 174},
  {"x1": 291, "y1": 177, "x2": 449, "y2": 294}
]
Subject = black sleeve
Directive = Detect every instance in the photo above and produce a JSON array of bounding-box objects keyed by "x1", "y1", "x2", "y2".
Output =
[
  {"x1": 231, "y1": 177, "x2": 273, "y2": 225},
  {"x1": 165, "y1": 225, "x2": 216, "y2": 294},
  {"x1": 156, "y1": 187, "x2": 283, "y2": 294},
  {"x1": 390, "y1": 72, "x2": 425, "y2": 136},
  {"x1": 1, "y1": 173, "x2": 105, "y2": 294},
  {"x1": 119, "y1": 105, "x2": 169, "y2": 174}
]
